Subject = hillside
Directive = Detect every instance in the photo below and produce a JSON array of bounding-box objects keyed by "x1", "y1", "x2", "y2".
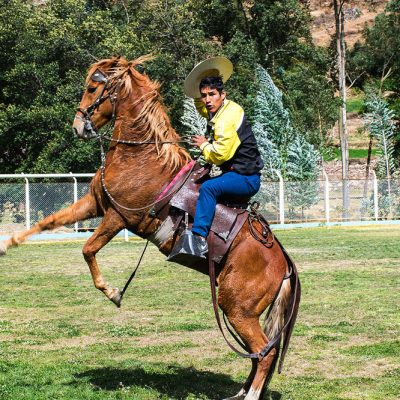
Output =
[
  {"x1": 309, "y1": 0, "x2": 387, "y2": 47},
  {"x1": 308, "y1": 1, "x2": 389, "y2": 178}
]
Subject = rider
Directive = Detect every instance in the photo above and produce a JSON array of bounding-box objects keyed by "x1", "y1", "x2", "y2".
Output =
[{"x1": 170, "y1": 57, "x2": 264, "y2": 261}]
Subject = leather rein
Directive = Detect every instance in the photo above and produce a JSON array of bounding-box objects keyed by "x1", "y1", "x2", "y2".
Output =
[
  {"x1": 76, "y1": 67, "x2": 191, "y2": 212},
  {"x1": 75, "y1": 68, "x2": 190, "y2": 146},
  {"x1": 207, "y1": 204, "x2": 298, "y2": 362}
]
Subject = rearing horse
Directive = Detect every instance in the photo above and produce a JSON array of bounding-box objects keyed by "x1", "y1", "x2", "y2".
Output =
[{"x1": 0, "y1": 55, "x2": 300, "y2": 400}]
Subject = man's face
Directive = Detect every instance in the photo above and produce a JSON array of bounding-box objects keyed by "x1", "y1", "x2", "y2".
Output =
[{"x1": 200, "y1": 86, "x2": 225, "y2": 114}]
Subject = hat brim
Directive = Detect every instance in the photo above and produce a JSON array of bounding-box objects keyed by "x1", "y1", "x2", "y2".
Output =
[{"x1": 184, "y1": 57, "x2": 233, "y2": 98}]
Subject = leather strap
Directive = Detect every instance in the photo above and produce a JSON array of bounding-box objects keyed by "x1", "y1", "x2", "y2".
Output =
[
  {"x1": 207, "y1": 230, "x2": 300, "y2": 362},
  {"x1": 208, "y1": 231, "x2": 260, "y2": 359},
  {"x1": 119, "y1": 240, "x2": 149, "y2": 301}
]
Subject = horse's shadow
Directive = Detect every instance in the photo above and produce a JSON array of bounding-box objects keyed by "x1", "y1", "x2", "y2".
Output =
[{"x1": 72, "y1": 364, "x2": 282, "y2": 399}]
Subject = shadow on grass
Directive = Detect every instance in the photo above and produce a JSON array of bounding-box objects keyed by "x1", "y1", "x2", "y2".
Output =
[
  {"x1": 73, "y1": 365, "x2": 237, "y2": 398},
  {"x1": 73, "y1": 364, "x2": 283, "y2": 399}
]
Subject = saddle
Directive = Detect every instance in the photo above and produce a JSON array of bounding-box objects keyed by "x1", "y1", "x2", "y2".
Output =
[{"x1": 149, "y1": 161, "x2": 249, "y2": 269}]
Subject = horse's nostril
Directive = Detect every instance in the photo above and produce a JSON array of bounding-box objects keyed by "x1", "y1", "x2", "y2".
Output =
[{"x1": 72, "y1": 127, "x2": 79, "y2": 137}]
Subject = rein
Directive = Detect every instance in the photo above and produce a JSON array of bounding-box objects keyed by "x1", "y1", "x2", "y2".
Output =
[
  {"x1": 77, "y1": 68, "x2": 190, "y2": 146},
  {"x1": 99, "y1": 139, "x2": 196, "y2": 212},
  {"x1": 207, "y1": 215, "x2": 299, "y2": 362},
  {"x1": 79, "y1": 68, "x2": 193, "y2": 211},
  {"x1": 118, "y1": 239, "x2": 149, "y2": 305}
]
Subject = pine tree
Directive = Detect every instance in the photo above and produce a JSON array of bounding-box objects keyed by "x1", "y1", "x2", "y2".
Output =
[
  {"x1": 254, "y1": 65, "x2": 293, "y2": 152},
  {"x1": 286, "y1": 135, "x2": 320, "y2": 181},
  {"x1": 253, "y1": 65, "x2": 321, "y2": 218},
  {"x1": 364, "y1": 92, "x2": 398, "y2": 217},
  {"x1": 364, "y1": 94, "x2": 396, "y2": 180},
  {"x1": 252, "y1": 121, "x2": 282, "y2": 176},
  {"x1": 285, "y1": 135, "x2": 320, "y2": 217},
  {"x1": 180, "y1": 97, "x2": 207, "y2": 159},
  {"x1": 253, "y1": 65, "x2": 320, "y2": 177}
]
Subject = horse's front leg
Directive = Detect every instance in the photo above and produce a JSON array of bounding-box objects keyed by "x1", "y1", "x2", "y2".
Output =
[
  {"x1": 82, "y1": 209, "x2": 126, "y2": 307},
  {"x1": 0, "y1": 194, "x2": 98, "y2": 255}
]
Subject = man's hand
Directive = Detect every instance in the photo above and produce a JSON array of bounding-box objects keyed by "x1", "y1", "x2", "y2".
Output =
[{"x1": 192, "y1": 135, "x2": 208, "y2": 149}]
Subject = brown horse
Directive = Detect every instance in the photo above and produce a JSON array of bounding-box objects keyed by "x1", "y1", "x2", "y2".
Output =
[{"x1": 0, "y1": 55, "x2": 300, "y2": 400}]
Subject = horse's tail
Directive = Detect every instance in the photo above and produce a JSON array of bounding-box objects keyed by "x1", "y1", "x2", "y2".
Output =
[{"x1": 263, "y1": 241, "x2": 301, "y2": 384}]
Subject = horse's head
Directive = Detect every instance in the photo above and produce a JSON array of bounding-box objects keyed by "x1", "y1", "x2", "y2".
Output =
[{"x1": 72, "y1": 55, "x2": 154, "y2": 139}]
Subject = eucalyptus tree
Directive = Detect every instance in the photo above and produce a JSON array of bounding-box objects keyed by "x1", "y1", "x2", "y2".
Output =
[{"x1": 253, "y1": 65, "x2": 320, "y2": 218}]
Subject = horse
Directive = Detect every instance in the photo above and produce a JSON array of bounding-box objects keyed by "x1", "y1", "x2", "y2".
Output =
[{"x1": 0, "y1": 55, "x2": 300, "y2": 400}]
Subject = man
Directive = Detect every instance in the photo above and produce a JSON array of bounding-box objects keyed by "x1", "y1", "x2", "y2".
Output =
[{"x1": 170, "y1": 57, "x2": 264, "y2": 261}]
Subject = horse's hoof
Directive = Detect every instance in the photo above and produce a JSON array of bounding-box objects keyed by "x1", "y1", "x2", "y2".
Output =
[
  {"x1": 110, "y1": 289, "x2": 122, "y2": 308},
  {"x1": 0, "y1": 242, "x2": 7, "y2": 256}
]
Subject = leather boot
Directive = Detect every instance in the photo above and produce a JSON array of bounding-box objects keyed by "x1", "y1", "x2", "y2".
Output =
[{"x1": 167, "y1": 230, "x2": 208, "y2": 264}]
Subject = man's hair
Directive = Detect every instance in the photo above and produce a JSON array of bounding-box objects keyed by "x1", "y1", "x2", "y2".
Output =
[{"x1": 199, "y1": 76, "x2": 224, "y2": 94}]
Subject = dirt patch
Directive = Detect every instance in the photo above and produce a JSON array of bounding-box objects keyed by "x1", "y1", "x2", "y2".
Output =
[
  {"x1": 14, "y1": 335, "x2": 114, "y2": 351},
  {"x1": 309, "y1": 0, "x2": 387, "y2": 48},
  {"x1": 283, "y1": 335, "x2": 397, "y2": 379}
]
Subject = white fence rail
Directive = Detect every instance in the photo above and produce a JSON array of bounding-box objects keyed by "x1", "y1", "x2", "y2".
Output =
[{"x1": 0, "y1": 172, "x2": 399, "y2": 236}]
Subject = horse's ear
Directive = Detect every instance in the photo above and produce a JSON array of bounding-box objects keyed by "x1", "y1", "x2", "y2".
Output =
[
  {"x1": 127, "y1": 61, "x2": 143, "y2": 74},
  {"x1": 136, "y1": 64, "x2": 145, "y2": 74},
  {"x1": 112, "y1": 55, "x2": 121, "y2": 66}
]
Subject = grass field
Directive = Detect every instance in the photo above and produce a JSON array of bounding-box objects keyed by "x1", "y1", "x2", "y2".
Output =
[
  {"x1": 0, "y1": 226, "x2": 399, "y2": 400},
  {"x1": 326, "y1": 148, "x2": 378, "y2": 160}
]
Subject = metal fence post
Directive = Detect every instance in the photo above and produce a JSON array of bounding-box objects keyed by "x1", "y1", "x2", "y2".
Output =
[
  {"x1": 275, "y1": 170, "x2": 285, "y2": 225},
  {"x1": 70, "y1": 172, "x2": 78, "y2": 232},
  {"x1": 372, "y1": 170, "x2": 378, "y2": 221},
  {"x1": 23, "y1": 176, "x2": 31, "y2": 230},
  {"x1": 323, "y1": 169, "x2": 330, "y2": 224}
]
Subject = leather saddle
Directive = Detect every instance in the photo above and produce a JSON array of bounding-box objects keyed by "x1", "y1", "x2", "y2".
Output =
[{"x1": 150, "y1": 162, "x2": 249, "y2": 267}]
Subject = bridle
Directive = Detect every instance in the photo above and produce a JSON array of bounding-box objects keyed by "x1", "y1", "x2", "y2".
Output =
[
  {"x1": 75, "y1": 68, "x2": 191, "y2": 146},
  {"x1": 74, "y1": 69, "x2": 120, "y2": 140},
  {"x1": 75, "y1": 67, "x2": 193, "y2": 212}
]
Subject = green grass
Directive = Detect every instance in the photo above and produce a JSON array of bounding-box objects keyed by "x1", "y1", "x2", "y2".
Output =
[
  {"x1": 0, "y1": 226, "x2": 399, "y2": 399},
  {"x1": 325, "y1": 147, "x2": 378, "y2": 160},
  {"x1": 348, "y1": 148, "x2": 378, "y2": 158},
  {"x1": 347, "y1": 96, "x2": 365, "y2": 114}
]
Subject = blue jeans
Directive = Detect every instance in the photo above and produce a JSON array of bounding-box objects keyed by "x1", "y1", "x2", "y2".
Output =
[{"x1": 192, "y1": 171, "x2": 261, "y2": 238}]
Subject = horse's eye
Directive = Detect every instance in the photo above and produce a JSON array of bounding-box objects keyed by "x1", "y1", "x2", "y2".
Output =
[{"x1": 87, "y1": 86, "x2": 97, "y2": 93}]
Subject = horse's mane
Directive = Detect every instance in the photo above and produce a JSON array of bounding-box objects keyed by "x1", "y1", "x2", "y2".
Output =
[{"x1": 87, "y1": 55, "x2": 191, "y2": 171}]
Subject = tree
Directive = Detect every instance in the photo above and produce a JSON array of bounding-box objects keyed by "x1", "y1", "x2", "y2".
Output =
[
  {"x1": 285, "y1": 135, "x2": 320, "y2": 218},
  {"x1": 180, "y1": 97, "x2": 207, "y2": 159},
  {"x1": 250, "y1": 0, "x2": 312, "y2": 70},
  {"x1": 364, "y1": 91, "x2": 398, "y2": 217},
  {"x1": 253, "y1": 65, "x2": 293, "y2": 154},
  {"x1": 253, "y1": 65, "x2": 320, "y2": 177},
  {"x1": 253, "y1": 65, "x2": 320, "y2": 217},
  {"x1": 347, "y1": 0, "x2": 400, "y2": 167},
  {"x1": 333, "y1": 0, "x2": 350, "y2": 218},
  {"x1": 0, "y1": 0, "x2": 337, "y2": 175},
  {"x1": 348, "y1": 0, "x2": 400, "y2": 95},
  {"x1": 364, "y1": 92, "x2": 397, "y2": 179}
]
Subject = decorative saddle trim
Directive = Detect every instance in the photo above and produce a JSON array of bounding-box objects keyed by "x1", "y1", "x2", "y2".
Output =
[
  {"x1": 150, "y1": 161, "x2": 249, "y2": 265},
  {"x1": 156, "y1": 160, "x2": 196, "y2": 202}
]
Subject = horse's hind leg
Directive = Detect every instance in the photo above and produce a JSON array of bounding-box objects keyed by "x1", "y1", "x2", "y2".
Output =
[
  {"x1": 0, "y1": 194, "x2": 98, "y2": 255},
  {"x1": 81, "y1": 208, "x2": 126, "y2": 307},
  {"x1": 219, "y1": 240, "x2": 287, "y2": 400},
  {"x1": 225, "y1": 316, "x2": 278, "y2": 400}
]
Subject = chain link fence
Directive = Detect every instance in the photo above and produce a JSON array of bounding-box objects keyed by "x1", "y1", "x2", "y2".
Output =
[{"x1": 1, "y1": 173, "x2": 399, "y2": 236}]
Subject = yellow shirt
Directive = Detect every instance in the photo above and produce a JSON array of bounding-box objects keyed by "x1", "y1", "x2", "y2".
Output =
[{"x1": 194, "y1": 99, "x2": 243, "y2": 166}]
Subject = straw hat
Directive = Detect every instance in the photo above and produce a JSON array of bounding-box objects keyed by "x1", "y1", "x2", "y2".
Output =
[{"x1": 184, "y1": 57, "x2": 233, "y2": 98}]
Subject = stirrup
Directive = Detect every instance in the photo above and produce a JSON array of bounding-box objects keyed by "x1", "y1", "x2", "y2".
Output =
[{"x1": 167, "y1": 230, "x2": 208, "y2": 264}]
